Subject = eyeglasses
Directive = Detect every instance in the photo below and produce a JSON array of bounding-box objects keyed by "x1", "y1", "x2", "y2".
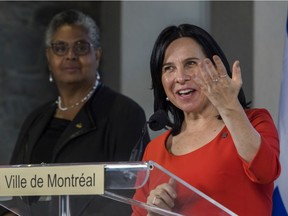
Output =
[{"x1": 49, "y1": 41, "x2": 93, "y2": 56}]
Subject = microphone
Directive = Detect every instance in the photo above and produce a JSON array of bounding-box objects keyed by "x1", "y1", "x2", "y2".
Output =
[
  {"x1": 129, "y1": 110, "x2": 169, "y2": 161},
  {"x1": 148, "y1": 109, "x2": 169, "y2": 131}
]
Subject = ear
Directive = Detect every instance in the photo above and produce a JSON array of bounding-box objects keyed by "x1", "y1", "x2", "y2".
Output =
[
  {"x1": 46, "y1": 48, "x2": 52, "y2": 71},
  {"x1": 95, "y1": 48, "x2": 102, "y2": 65}
]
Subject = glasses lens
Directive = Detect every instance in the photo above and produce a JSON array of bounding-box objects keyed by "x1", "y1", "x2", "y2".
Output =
[
  {"x1": 50, "y1": 41, "x2": 92, "y2": 56},
  {"x1": 74, "y1": 42, "x2": 91, "y2": 55},
  {"x1": 51, "y1": 43, "x2": 68, "y2": 56}
]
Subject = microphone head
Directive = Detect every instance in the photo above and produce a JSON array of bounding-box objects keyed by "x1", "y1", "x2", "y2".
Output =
[{"x1": 148, "y1": 110, "x2": 169, "y2": 131}]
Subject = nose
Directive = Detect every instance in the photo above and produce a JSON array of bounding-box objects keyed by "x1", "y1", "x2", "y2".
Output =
[
  {"x1": 175, "y1": 68, "x2": 190, "y2": 84},
  {"x1": 66, "y1": 47, "x2": 78, "y2": 60}
]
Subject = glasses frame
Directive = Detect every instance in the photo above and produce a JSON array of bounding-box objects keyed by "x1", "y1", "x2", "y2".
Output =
[{"x1": 49, "y1": 40, "x2": 94, "y2": 57}]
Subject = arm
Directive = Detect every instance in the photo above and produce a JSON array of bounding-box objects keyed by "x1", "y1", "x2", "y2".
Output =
[
  {"x1": 237, "y1": 109, "x2": 280, "y2": 183},
  {"x1": 212, "y1": 58, "x2": 261, "y2": 162},
  {"x1": 196, "y1": 56, "x2": 280, "y2": 182},
  {"x1": 198, "y1": 57, "x2": 260, "y2": 161}
]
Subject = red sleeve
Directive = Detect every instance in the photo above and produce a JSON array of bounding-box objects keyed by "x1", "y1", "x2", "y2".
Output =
[{"x1": 239, "y1": 109, "x2": 281, "y2": 183}]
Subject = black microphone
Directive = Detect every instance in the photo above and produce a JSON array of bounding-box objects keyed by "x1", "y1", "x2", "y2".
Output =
[
  {"x1": 148, "y1": 109, "x2": 169, "y2": 131},
  {"x1": 129, "y1": 110, "x2": 169, "y2": 161}
]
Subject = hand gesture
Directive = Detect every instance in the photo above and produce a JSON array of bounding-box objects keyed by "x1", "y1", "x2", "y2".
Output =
[
  {"x1": 146, "y1": 178, "x2": 177, "y2": 216},
  {"x1": 195, "y1": 55, "x2": 242, "y2": 111}
]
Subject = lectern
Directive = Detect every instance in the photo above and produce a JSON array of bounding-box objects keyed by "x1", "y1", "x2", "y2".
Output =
[{"x1": 0, "y1": 161, "x2": 237, "y2": 216}]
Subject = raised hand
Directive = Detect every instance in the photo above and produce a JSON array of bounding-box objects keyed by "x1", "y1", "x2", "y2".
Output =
[{"x1": 194, "y1": 55, "x2": 242, "y2": 112}]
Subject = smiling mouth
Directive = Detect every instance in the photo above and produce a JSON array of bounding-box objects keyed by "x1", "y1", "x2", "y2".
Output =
[{"x1": 177, "y1": 89, "x2": 195, "y2": 96}]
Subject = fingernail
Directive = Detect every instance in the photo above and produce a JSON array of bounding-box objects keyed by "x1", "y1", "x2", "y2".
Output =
[
  {"x1": 204, "y1": 59, "x2": 210, "y2": 65},
  {"x1": 236, "y1": 61, "x2": 240, "y2": 68}
]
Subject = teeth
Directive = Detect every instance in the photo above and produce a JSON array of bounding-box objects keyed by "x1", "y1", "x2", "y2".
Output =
[{"x1": 178, "y1": 89, "x2": 193, "y2": 95}]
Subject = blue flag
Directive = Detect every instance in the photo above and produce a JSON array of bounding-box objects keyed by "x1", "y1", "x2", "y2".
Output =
[{"x1": 272, "y1": 15, "x2": 288, "y2": 216}]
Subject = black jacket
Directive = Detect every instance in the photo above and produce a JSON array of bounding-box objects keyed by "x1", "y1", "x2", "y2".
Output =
[
  {"x1": 2, "y1": 83, "x2": 150, "y2": 216},
  {"x1": 11, "y1": 83, "x2": 149, "y2": 164}
]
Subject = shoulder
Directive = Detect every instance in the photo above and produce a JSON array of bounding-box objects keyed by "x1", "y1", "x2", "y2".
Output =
[
  {"x1": 245, "y1": 108, "x2": 274, "y2": 120},
  {"x1": 245, "y1": 108, "x2": 277, "y2": 129},
  {"x1": 145, "y1": 131, "x2": 171, "y2": 153},
  {"x1": 23, "y1": 101, "x2": 55, "y2": 122},
  {"x1": 16, "y1": 101, "x2": 56, "y2": 143},
  {"x1": 142, "y1": 130, "x2": 171, "y2": 161}
]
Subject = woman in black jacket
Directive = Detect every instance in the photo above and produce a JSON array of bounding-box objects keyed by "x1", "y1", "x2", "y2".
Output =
[{"x1": 2, "y1": 9, "x2": 149, "y2": 216}]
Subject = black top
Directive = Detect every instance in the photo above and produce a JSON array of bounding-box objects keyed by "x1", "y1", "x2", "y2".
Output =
[{"x1": 31, "y1": 118, "x2": 70, "y2": 164}]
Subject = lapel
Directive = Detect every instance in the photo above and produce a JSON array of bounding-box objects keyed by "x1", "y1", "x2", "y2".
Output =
[
  {"x1": 25, "y1": 103, "x2": 56, "y2": 162},
  {"x1": 51, "y1": 94, "x2": 98, "y2": 162}
]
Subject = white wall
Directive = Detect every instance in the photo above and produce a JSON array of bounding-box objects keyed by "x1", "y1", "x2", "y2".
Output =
[
  {"x1": 120, "y1": 1, "x2": 210, "y2": 137},
  {"x1": 119, "y1": 1, "x2": 287, "y2": 137},
  {"x1": 253, "y1": 1, "x2": 287, "y2": 124}
]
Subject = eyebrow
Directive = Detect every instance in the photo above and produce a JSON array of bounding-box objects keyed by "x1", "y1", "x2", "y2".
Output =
[
  {"x1": 163, "y1": 57, "x2": 200, "y2": 65},
  {"x1": 184, "y1": 57, "x2": 200, "y2": 61},
  {"x1": 51, "y1": 39, "x2": 88, "y2": 44}
]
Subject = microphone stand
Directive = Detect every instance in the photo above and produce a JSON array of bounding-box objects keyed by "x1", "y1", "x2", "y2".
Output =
[
  {"x1": 129, "y1": 122, "x2": 148, "y2": 161},
  {"x1": 129, "y1": 109, "x2": 170, "y2": 161}
]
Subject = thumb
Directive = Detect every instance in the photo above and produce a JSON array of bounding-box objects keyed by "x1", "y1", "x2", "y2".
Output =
[
  {"x1": 168, "y1": 178, "x2": 177, "y2": 199},
  {"x1": 168, "y1": 178, "x2": 176, "y2": 188}
]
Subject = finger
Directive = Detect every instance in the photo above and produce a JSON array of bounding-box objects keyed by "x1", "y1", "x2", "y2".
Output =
[
  {"x1": 232, "y1": 60, "x2": 242, "y2": 86},
  {"x1": 193, "y1": 62, "x2": 211, "y2": 92},
  {"x1": 203, "y1": 58, "x2": 219, "y2": 82},
  {"x1": 213, "y1": 55, "x2": 228, "y2": 78},
  {"x1": 152, "y1": 195, "x2": 159, "y2": 205},
  {"x1": 162, "y1": 182, "x2": 177, "y2": 200},
  {"x1": 149, "y1": 182, "x2": 176, "y2": 207},
  {"x1": 194, "y1": 62, "x2": 205, "y2": 83},
  {"x1": 168, "y1": 178, "x2": 176, "y2": 187},
  {"x1": 158, "y1": 186, "x2": 175, "y2": 207},
  {"x1": 150, "y1": 194, "x2": 173, "y2": 210}
]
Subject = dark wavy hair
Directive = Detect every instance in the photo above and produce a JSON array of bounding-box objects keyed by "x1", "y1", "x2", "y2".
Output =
[{"x1": 150, "y1": 24, "x2": 250, "y2": 135}]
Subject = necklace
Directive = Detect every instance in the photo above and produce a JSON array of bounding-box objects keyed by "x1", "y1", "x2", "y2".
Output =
[{"x1": 56, "y1": 81, "x2": 98, "y2": 111}]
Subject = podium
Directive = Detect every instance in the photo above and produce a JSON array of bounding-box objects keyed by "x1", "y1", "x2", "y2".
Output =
[{"x1": 0, "y1": 161, "x2": 237, "y2": 216}]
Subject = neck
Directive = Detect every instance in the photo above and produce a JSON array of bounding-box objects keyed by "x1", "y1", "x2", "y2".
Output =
[
  {"x1": 56, "y1": 80, "x2": 99, "y2": 111},
  {"x1": 182, "y1": 112, "x2": 222, "y2": 133}
]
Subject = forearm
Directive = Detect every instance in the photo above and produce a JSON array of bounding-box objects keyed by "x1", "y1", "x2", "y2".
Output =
[{"x1": 219, "y1": 102, "x2": 261, "y2": 162}]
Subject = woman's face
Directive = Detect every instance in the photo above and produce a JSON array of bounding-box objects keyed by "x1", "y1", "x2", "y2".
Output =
[
  {"x1": 46, "y1": 24, "x2": 101, "y2": 85},
  {"x1": 161, "y1": 37, "x2": 212, "y2": 114}
]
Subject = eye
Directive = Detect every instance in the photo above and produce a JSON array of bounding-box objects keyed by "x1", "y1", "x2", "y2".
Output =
[
  {"x1": 51, "y1": 43, "x2": 68, "y2": 55},
  {"x1": 162, "y1": 65, "x2": 175, "y2": 73},
  {"x1": 185, "y1": 60, "x2": 197, "y2": 67},
  {"x1": 75, "y1": 43, "x2": 89, "y2": 52},
  {"x1": 74, "y1": 41, "x2": 91, "y2": 55}
]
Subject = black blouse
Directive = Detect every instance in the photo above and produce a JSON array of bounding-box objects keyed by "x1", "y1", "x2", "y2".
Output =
[{"x1": 31, "y1": 117, "x2": 70, "y2": 164}]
